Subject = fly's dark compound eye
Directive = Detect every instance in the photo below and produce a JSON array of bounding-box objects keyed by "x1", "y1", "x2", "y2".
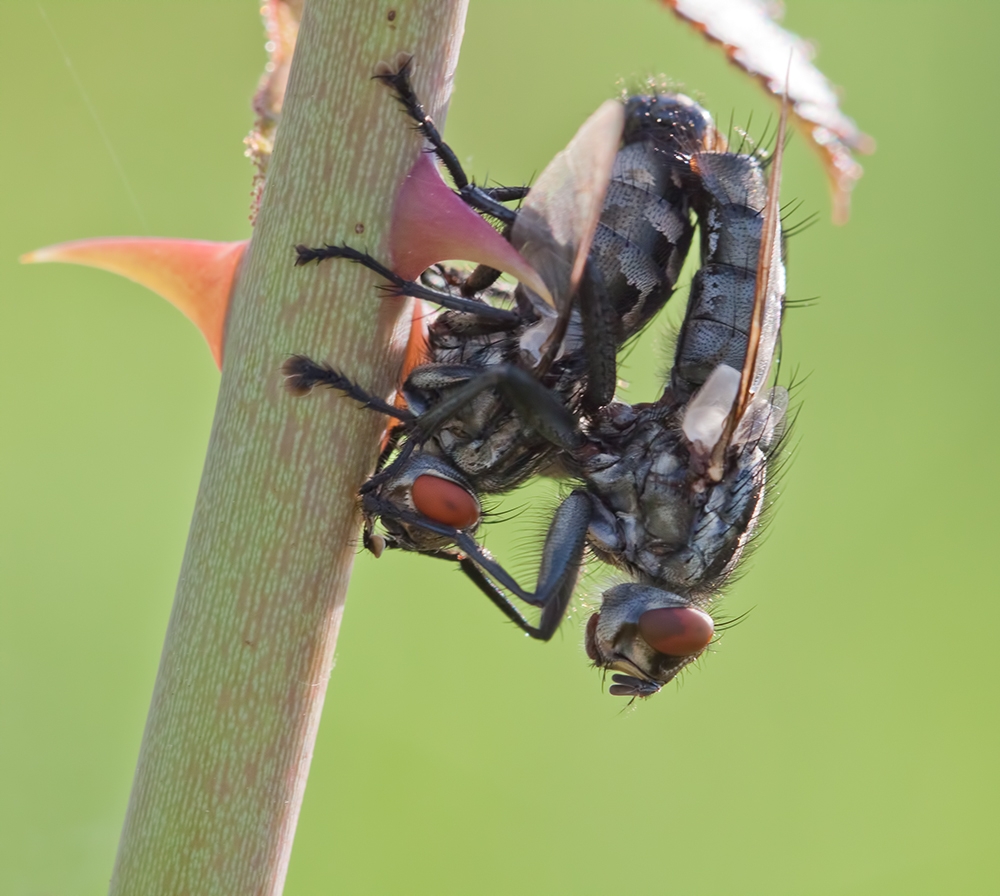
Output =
[
  {"x1": 637, "y1": 607, "x2": 714, "y2": 657},
  {"x1": 411, "y1": 474, "x2": 480, "y2": 529}
]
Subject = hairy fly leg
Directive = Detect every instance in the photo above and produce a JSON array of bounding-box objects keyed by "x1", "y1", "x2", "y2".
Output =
[
  {"x1": 374, "y1": 58, "x2": 523, "y2": 224},
  {"x1": 480, "y1": 186, "x2": 530, "y2": 203},
  {"x1": 281, "y1": 356, "x2": 432, "y2": 500},
  {"x1": 282, "y1": 355, "x2": 414, "y2": 420},
  {"x1": 294, "y1": 243, "x2": 520, "y2": 326},
  {"x1": 459, "y1": 263, "x2": 504, "y2": 297},
  {"x1": 364, "y1": 488, "x2": 592, "y2": 635},
  {"x1": 406, "y1": 363, "x2": 584, "y2": 453},
  {"x1": 283, "y1": 356, "x2": 582, "y2": 459}
]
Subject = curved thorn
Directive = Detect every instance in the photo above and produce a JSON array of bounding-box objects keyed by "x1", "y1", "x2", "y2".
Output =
[{"x1": 22, "y1": 237, "x2": 248, "y2": 367}]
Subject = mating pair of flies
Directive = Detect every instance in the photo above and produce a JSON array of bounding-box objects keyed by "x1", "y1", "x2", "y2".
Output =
[{"x1": 286, "y1": 60, "x2": 789, "y2": 699}]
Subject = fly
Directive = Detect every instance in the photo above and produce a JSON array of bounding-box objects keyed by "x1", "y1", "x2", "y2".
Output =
[
  {"x1": 460, "y1": 96, "x2": 791, "y2": 697},
  {"x1": 286, "y1": 61, "x2": 718, "y2": 641}
]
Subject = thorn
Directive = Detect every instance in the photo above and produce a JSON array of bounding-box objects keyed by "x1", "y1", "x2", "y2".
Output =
[
  {"x1": 22, "y1": 237, "x2": 247, "y2": 368},
  {"x1": 390, "y1": 152, "x2": 552, "y2": 305}
]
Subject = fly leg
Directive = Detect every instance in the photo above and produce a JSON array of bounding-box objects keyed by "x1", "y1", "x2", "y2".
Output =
[
  {"x1": 463, "y1": 489, "x2": 592, "y2": 638},
  {"x1": 527, "y1": 258, "x2": 619, "y2": 412},
  {"x1": 408, "y1": 363, "x2": 584, "y2": 452},
  {"x1": 459, "y1": 262, "x2": 504, "y2": 297},
  {"x1": 358, "y1": 537, "x2": 545, "y2": 636},
  {"x1": 282, "y1": 358, "x2": 425, "y2": 507},
  {"x1": 299, "y1": 58, "x2": 529, "y2": 304},
  {"x1": 375, "y1": 58, "x2": 524, "y2": 225},
  {"x1": 455, "y1": 558, "x2": 553, "y2": 637},
  {"x1": 281, "y1": 356, "x2": 414, "y2": 421},
  {"x1": 363, "y1": 490, "x2": 593, "y2": 640},
  {"x1": 481, "y1": 186, "x2": 530, "y2": 203},
  {"x1": 374, "y1": 423, "x2": 405, "y2": 475},
  {"x1": 282, "y1": 354, "x2": 583, "y2": 467},
  {"x1": 294, "y1": 244, "x2": 520, "y2": 326},
  {"x1": 361, "y1": 541, "x2": 553, "y2": 639}
]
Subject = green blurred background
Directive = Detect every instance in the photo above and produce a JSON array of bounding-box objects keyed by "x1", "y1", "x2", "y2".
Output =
[{"x1": 2, "y1": 1, "x2": 997, "y2": 893}]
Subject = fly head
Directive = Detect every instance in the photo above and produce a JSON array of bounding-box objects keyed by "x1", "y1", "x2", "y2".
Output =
[
  {"x1": 363, "y1": 453, "x2": 482, "y2": 556},
  {"x1": 585, "y1": 583, "x2": 715, "y2": 698}
]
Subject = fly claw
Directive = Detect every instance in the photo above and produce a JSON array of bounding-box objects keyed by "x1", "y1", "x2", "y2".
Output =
[{"x1": 287, "y1": 59, "x2": 794, "y2": 699}]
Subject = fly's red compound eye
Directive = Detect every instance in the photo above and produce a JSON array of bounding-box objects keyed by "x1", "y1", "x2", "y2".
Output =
[
  {"x1": 411, "y1": 474, "x2": 480, "y2": 529},
  {"x1": 637, "y1": 607, "x2": 714, "y2": 657}
]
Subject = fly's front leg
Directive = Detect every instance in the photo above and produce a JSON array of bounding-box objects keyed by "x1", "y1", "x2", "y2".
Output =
[
  {"x1": 364, "y1": 489, "x2": 593, "y2": 640},
  {"x1": 363, "y1": 537, "x2": 547, "y2": 638},
  {"x1": 282, "y1": 357, "x2": 423, "y2": 503},
  {"x1": 359, "y1": 439, "x2": 416, "y2": 498},
  {"x1": 374, "y1": 424, "x2": 405, "y2": 475},
  {"x1": 457, "y1": 560, "x2": 556, "y2": 639},
  {"x1": 374, "y1": 58, "x2": 520, "y2": 225},
  {"x1": 294, "y1": 243, "x2": 519, "y2": 325},
  {"x1": 356, "y1": 530, "x2": 543, "y2": 635},
  {"x1": 450, "y1": 490, "x2": 589, "y2": 605},
  {"x1": 410, "y1": 364, "x2": 584, "y2": 453}
]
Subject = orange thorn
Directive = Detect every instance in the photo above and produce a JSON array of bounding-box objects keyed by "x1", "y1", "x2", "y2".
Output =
[
  {"x1": 390, "y1": 153, "x2": 553, "y2": 305},
  {"x1": 21, "y1": 237, "x2": 248, "y2": 368}
]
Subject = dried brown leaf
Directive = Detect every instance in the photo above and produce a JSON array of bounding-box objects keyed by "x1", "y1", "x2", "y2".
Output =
[{"x1": 663, "y1": 0, "x2": 875, "y2": 222}]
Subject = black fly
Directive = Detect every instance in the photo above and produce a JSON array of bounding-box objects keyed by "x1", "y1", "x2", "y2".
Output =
[
  {"x1": 286, "y1": 62, "x2": 718, "y2": 640},
  {"x1": 462, "y1": 96, "x2": 792, "y2": 698}
]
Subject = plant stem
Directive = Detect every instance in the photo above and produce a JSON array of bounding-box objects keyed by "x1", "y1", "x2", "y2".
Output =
[{"x1": 108, "y1": 2, "x2": 468, "y2": 892}]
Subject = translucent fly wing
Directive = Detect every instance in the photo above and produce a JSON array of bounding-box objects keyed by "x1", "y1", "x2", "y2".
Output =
[
  {"x1": 747, "y1": 179, "x2": 785, "y2": 400},
  {"x1": 511, "y1": 100, "x2": 625, "y2": 314},
  {"x1": 662, "y1": 0, "x2": 874, "y2": 223},
  {"x1": 734, "y1": 385, "x2": 789, "y2": 452},
  {"x1": 734, "y1": 87, "x2": 787, "y2": 406}
]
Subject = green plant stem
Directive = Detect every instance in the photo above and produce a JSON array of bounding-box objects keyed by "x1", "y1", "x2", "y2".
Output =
[{"x1": 108, "y1": 2, "x2": 468, "y2": 893}]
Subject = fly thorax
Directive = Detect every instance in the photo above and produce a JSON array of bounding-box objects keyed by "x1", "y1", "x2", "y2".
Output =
[
  {"x1": 636, "y1": 439, "x2": 691, "y2": 541},
  {"x1": 433, "y1": 387, "x2": 506, "y2": 456},
  {"x1": 638, "y1": 496, "x2": 694, "y2": 552},
  {"x1": 657, "y1": 545, "x2": 709, "y2": 588},
  {"x1": 465, "y1": 390, "x2": 501, "y2": 433},
  {"x1": 446, "y1": 416, "x2": 525, "y2": 478}
]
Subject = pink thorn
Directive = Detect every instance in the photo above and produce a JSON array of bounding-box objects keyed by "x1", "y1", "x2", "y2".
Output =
[
  {"x1": 390, "y1": 153, "x2": 552, "y2": 304},
  {"x1": 21, "y1": 237, "x2": 247, "y2": 368}
]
